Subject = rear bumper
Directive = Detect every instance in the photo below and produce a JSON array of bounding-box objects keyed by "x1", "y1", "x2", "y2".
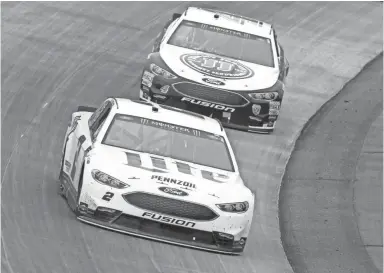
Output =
[{"x1": 78, "y1": 214, "x2": 246, "y2": 254}]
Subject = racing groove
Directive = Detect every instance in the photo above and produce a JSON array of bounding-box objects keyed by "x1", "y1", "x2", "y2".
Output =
[{"x1": 1, "y1": 2, "x2": 382, "y2": 273}]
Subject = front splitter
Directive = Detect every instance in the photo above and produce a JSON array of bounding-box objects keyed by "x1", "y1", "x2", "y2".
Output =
[{"x1": 77, "y1": 216, "x2": 244, "y2": 255}]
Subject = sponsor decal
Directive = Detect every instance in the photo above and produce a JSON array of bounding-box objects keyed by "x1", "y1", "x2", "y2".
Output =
[
  {"x1": 145, "y1": 119, "x2": 192, "y2": 134},
  {"x1": 223, "y1": 111, "x2": 231, "y2": 119},
  {"x1": 269, "y1": 109, "x2": 279, "y2": 115},
  {"x1": 151, "y1": 175, "x2": 196, "y2": 189},
  {"x1": 142, "y1": 212, "x2": 196, "y2": 227},
  {"x1": 64, "y1": 160, "x2": 71, "y2": 172},
  {"x1": 160, "y1": 85, "x2": 170, "y2": 94},
  {"x1": 252, "y1": 104, "x2": 261, "y2": 115},
  {"x1": 119, "y1": 115, "x2": 225, "y2": 141},
  {"x1": 153, "y1": 94, "x2": 167, "y2": 100},
  {"x1": 202, "y1": 78, "x2": 225, "y2": 86},
  {"x1": 184, "y1": 20, "x2": 268, "y2": 41},
  {"x1": 82, "y1": 192, "x2": 97, "y2": 210},
  {"x1": 269, "y1": 115, "x2": 277, "y2": 121},
  {"x1": 142, "y1": 71, "x2": 154, "y2": 87},
  {"x1": 269, "y1": 101, "x2": 281, "y2": 110},
  {"x1": 158, "y1": 186, "x2": 188, "y2": 196},
  {"x1": 140, "y1": 119, "x2": 202, "y2": 137},
  {"x1": 128, "y1": 176, "x2": 139, "y2": 180},
  {"x1": 181, "y1": 97, "x2": 235, "y2": 113},
  {"x1": 180, "y1": 53, "x2": 254, "y2": 79},
  {"x1": 142, "y1": 92, "x2": 150, "y2": 100}
]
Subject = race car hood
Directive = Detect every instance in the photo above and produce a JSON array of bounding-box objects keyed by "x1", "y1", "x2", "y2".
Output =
[
  {"x1": 160, "y1": 44, "x2": 279, "y2": 91},
  {"x1": 87, "y1": 145, "x2": 252, "y2": 201}
]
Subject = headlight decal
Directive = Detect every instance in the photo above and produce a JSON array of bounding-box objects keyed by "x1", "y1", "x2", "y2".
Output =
[
  {"x1": 150, "y1": 63, "x2": 177, "y2": 80},
  {"x1": 216, "y1": 201, "x2": 249, "y2": 213},
  {"x1": 91, "y1": 169, "x2": 129, "y2": 189}
]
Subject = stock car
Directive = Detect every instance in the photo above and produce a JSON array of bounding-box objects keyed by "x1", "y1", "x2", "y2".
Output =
[
  {"x1": 58, "y1": 98, "x2": 255, "y2": 254},
  {"x1": 139, "y1": 6, "x2": 289, "y2": 133}
]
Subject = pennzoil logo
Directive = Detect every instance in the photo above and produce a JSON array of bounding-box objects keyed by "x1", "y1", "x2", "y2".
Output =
[
  {"x1": 151, "y1": 175, "x2": 196, "y2": 189},
  {"x1": 180, "y1": 53, "x2": 254, "y2": 79},
  {"x1": 142, "y1": 212, "x2": 196, "y2": 227}
]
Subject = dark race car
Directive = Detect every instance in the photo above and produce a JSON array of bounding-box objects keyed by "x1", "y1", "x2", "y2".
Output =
[{"x1": 139, "y1": 7, "x2": 289, "y2": 133}]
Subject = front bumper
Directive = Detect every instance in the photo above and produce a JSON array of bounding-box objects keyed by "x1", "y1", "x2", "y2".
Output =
[
  {"x1": 77, "y1": 177, "x2": 251, "y2": 254},
  {"x1": 140, "y1": 89, "x2": 277, "y2": 134},
  {"x1": 139, "y1": 68, "x2": 282, "y2": 134},
  {"x1": 78, "y1": 213, "x2": 246, "y2": 254}
]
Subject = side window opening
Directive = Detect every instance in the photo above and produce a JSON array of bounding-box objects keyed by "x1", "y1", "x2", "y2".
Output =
[
  {"x1": 273, "y1": 29, "x2": 280, "y2": 57},
  {"x1": 162, "y1": 17, "x2": 181, "y2": 42},
  {"x1": 89, "y1": 101, "x2": 112, "y2": 141},
  {"x1": 153, "y1": 16, "x2": 180, "y2": 52}
]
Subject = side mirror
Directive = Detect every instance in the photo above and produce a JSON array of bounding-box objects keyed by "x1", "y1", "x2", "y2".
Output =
[{"x1": 172, "y1": 13, "x2": 181, "y2": 21}]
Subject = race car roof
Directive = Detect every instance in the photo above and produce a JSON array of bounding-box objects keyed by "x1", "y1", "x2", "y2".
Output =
[
  {"x1": 113, "y1": 98, "x2": 224, "y2": 134},
  {"x1": 183, "y1": 7, "x2": 273, "y2": 38}
]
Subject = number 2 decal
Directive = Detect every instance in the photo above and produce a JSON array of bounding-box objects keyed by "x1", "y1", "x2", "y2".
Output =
[{"x1": 102, "y1": 192, "x2": 114, "y2": 201}]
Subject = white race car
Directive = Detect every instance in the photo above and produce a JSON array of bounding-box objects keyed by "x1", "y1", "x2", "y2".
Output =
[
  {"x1": 58, "y1": 98, "x2": 255, "y2": 254},
  {"x1": 139, "y1": 6, "x2": 290, "y2": 134}
]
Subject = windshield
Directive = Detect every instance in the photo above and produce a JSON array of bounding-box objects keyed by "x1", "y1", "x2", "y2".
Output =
[
  {"x1": 167, "y1": 20, "x2": 274, "y2": 67},
  {"x1": 102, "y1": 114, "x2": 235, "y2": 172}
]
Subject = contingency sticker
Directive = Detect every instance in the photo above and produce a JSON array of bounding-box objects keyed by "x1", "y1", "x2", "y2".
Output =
[
  {"x1": 142, "y1": 71, "x2": 155, "y2": 87},
  {"x1": 269, "y1": 101, "x2": 281, "y2": 110},
  {"x1": 82, "y1": 192, "x2": 97, "y2": 210}
]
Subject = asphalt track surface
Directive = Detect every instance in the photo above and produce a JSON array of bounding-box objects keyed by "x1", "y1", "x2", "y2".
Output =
[
  {"x1": 280, "y1": 54, "x2": 383, "y2": 273},
  {"x1": 1, "y1": 2, "x2": 383, "y2": 273}
]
